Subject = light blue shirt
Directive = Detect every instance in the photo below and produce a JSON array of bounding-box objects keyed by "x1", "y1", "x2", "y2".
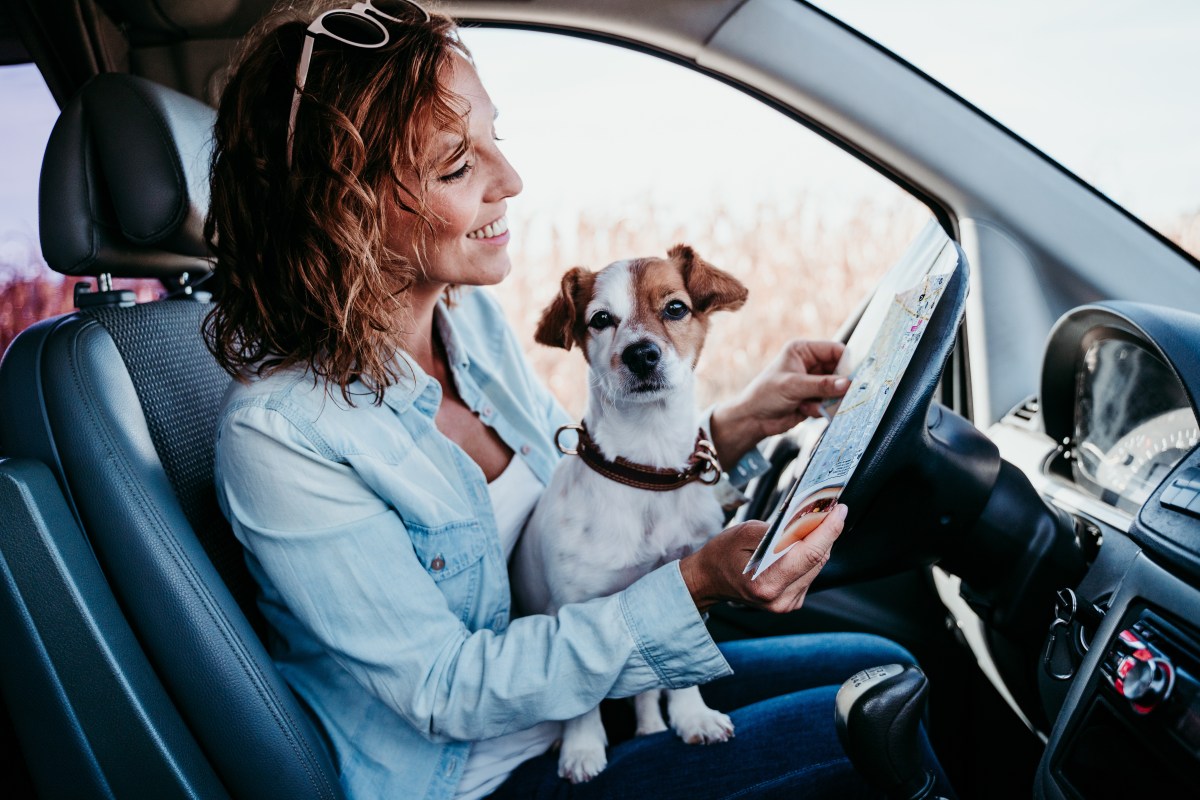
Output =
[{"x1": 213, "y1": 288, "x2": 733, "y2": 800}]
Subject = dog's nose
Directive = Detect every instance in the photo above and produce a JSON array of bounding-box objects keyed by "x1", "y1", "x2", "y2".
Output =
[{"x1": 621, "y1": 341, "x2": 662, "y2": 378}]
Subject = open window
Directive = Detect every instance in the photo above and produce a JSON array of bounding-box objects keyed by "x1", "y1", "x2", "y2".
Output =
[
  {"x1": 459, "y1": 28, "x2": 932, "y2": 416},
  {"x1": 0, "y1": 63, "x2": 160, "y2": 356}
]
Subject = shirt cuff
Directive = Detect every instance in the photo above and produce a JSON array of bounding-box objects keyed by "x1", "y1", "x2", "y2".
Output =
[{"x1": 618, "y1": 562, "x2": 733, "y2": 689}]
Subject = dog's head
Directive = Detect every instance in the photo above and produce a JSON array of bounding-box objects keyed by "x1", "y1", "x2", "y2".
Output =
[{"x1": 535, "y1": 244, "x2": 748, "y2": 401}]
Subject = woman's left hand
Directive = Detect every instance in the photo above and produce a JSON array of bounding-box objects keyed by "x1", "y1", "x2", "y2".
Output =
[{"x1": 709, "y1": 339, "x2": 850, "y2": 466}]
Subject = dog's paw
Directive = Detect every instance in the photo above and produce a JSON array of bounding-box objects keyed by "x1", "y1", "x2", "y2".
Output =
[
  {"x1": 558, "y1": 742, "x2": 608, "y2": 783},
  {"x1": 671, "y1": 707, "x2": 735, "y2": 745}
]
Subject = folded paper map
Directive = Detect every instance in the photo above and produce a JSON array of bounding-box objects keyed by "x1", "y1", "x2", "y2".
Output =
[{"x1": 745, "y1": 220, "x2": 960, "y2": 578}]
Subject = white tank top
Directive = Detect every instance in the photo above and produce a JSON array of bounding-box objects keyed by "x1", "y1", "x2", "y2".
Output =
[{"x1": 454, "y1": 456, "x2": 562, "y2": 800}]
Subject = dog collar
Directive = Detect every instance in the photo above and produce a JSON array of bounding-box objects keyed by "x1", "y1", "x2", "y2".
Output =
[{"x1": 554, "y1": 423, "x2": 722, "y2": 491}]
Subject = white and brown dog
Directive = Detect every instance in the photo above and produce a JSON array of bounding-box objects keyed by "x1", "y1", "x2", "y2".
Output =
[{"x1": 513, "y1": 244, "x2": 748, "y2": 783}]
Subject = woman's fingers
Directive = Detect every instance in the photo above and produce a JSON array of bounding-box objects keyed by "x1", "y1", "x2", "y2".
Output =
[
  {"x1": 777, "y1": 374, "x2": 854, "y2": 417},
  {"x1": 758, "y1": 504, "x2": 847, "y2": 609},
  {"x1": 680, "y1": 520, "x2": 771, "y2": 611},
  {"x1": 784, "y1": 373, "x2": 850, "y2": 406},
  {"x1": 683, "y1": 507, "x2": 844, "y2": 613},
  {"x1": 777, "y1": 503, "x2": 844, "y2": 573},
  {"x1": 788, "y1": 339, "x2": 845, "y2": 370}
]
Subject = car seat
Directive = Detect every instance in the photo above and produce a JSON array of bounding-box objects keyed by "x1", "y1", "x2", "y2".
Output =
[{"x1": 0, "y1": 74, "x2": 343, "y2": 800}]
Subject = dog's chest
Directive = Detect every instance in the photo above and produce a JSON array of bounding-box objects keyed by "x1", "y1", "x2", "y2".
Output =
[{"x1": 569, "y1": 465, "x2": 725, "y2": 570}]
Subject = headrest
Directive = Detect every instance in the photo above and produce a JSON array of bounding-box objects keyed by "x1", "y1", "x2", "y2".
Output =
[{"x1": 39, "y1": 74, "x2": 216, "y2": 279}]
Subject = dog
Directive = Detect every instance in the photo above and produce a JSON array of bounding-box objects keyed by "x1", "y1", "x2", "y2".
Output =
[{"x1": 513, "y1": 244, "x2": 749, "y2": 783}]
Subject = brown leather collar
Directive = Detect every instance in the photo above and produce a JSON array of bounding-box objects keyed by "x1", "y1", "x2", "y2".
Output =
[{"x1": 554, "y1": 422, "x2": 722, "y2": 491}]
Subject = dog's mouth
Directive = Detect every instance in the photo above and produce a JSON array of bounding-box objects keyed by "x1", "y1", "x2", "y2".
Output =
[{"x1": 630, "y1": 379, "x2": 667, "y2": 395}]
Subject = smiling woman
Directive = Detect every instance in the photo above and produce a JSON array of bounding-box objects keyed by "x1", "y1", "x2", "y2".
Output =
[
  {"x1": 5, "y1": 2, "x2": 1200, "y2": 800},
  {"x1": 199, "y1": 3, "x2": 952, "y2": 799},
  {"x1": 382, "y1": 59, "x2": 523, "y2": 300},
  {"x1": 204, "y1": 2, "x2": 475, "y2": 403}
]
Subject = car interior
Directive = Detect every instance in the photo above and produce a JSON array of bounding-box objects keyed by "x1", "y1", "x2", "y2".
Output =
[{"x1": 1, "y1": 2, "x2": 1198, "y2": 799}]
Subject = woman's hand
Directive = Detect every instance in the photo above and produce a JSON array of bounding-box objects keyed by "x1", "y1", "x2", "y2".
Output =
[
  {"x1": 709, "y1": 340, "x2": 850, "y2": 466},
  {"x1": 679, "y1": 504, "x2": 848, "y2": 613}
]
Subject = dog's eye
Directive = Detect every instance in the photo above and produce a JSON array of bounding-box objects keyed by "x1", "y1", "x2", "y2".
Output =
[
  {"x1": 663, "y1": 300, "x2": 690, "y2": 321},
  {"x1": 588, "y1": 310, "x2": 614, "y2": 331}
]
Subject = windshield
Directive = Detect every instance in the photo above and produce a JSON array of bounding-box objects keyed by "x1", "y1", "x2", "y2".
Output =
[{"x1": 813, "y1": 0, "x2": 1200, "y2": 261}]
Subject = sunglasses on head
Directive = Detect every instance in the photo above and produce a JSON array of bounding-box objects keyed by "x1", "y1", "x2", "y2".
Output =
[{"x1": 286, "y1": 0, "x2": 432, "y2": 169}]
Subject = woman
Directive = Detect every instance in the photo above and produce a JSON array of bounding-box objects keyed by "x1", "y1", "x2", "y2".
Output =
[{"x1": 207, "y1": 2, "x2": 939, "y2": 798}]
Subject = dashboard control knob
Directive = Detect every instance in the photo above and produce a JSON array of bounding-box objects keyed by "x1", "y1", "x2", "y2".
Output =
[{"x1": 1116, "y1": 654, "x2": 1174, "y2": 713}]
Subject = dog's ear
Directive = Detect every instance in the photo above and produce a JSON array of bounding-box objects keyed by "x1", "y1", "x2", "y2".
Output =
[
  {"x1": 535, "y1": 267, "x2": 596, "y2": 350},
  {"x1": 671, "y1": 244, "x2": 748, "y2": 314}
]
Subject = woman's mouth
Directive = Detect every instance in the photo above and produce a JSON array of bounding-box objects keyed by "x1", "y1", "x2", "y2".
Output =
[{"x1": 466, "y1": 217, "x2": 509, "y2": 241}]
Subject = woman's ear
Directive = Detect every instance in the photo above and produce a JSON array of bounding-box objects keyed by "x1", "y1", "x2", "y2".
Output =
[
  {"x1": 535, "y1": 267, "x2": 596, "y2": 350},
  {"x1": 671, "y1": 244, "x2": 748, "y2": 314}
]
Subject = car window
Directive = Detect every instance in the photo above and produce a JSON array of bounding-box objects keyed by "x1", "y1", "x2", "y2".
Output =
[
  {"x1": 460, "y1": 28, "x2": 932, "y2": 416},
  {"x1": 812, "y1": 0, "x2": 1200, "y2": 262},
  {"x1": 0, "y1": 64, "x2": 160, "y2": 357}
]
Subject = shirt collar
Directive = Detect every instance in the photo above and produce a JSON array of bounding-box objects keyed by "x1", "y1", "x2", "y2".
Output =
[{"x1": 380, "y1": 300, "x2": 469, "y2": 416}]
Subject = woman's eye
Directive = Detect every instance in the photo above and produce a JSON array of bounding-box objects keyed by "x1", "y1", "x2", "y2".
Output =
[
  {"x1": 439, "y1": 161, "x2": 474, "y2": 183},
  {"x1": 588, "y1": 311, "x2": 614, "y2": 330},
  {"x1": 663, "y1": 300, "x2": 690, "y2": 320}
]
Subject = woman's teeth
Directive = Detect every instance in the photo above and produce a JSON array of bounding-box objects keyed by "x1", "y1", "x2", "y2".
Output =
[{"x1": 466, "y1": 217, "x2": 508, "y2": 240}]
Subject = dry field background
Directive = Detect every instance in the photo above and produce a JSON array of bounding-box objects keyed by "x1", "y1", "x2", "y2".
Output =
[
  {"x1": 2, "y1": 204, "x2": 1198, "y2": 419},
  {"x1": 0, "y1": 270, "x2": 159, "y2": 356},
  {"x1": 495, "y1": 197, "x2": 929, "y2": 417}
]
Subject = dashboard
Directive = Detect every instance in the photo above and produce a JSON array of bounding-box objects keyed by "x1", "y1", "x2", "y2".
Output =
[
  {"x1": 740, "y1": 299, "x2": 1200, "y2": 797},
  {"x1": 983, "y1": 303, "x2": 1200, "y2": 798}
]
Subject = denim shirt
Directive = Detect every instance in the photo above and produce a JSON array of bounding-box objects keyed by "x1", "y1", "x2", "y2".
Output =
[{"x1": 213, "y1": 288, "x2": 733, "y2": 800}]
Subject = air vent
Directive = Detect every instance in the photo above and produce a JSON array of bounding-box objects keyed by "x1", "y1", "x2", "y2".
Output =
[{"x1": 1008, "y1": 396, "x2": 1040, "y2": 426}]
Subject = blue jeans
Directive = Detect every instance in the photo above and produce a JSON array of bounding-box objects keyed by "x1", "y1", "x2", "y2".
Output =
[{"x1": 488, "y1": 633, "x2": 952, "y2": 800}]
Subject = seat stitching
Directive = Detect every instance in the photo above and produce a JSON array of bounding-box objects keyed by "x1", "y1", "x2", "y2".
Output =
[
  {"x1": 63, "y1": 321, "x2": 336, "y2": 798},
  {"x1": 68, "y1": 324, "x2": 333, "y2": 797},
  {"x1": 72, "y1": 110, "x2": 101, "y2": 274},
  {"x1": 111, "y1": 82, "x2": 188, "y2": 242}
]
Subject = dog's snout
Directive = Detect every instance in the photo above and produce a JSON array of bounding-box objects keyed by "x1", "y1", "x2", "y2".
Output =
[{"x1": 621, "y1": 341, "x2": 662, "y2": 378}]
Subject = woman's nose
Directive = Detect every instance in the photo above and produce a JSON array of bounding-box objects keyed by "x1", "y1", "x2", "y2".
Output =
[{"x1": 491, "y1": 148, "x2": 523, "y2": 200}]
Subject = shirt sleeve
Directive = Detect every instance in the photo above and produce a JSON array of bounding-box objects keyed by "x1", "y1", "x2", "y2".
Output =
[
  {"x1": 216, "y1": 403, "x2": 731, "y2": 743},
  {"x1": 700, "y1": 406, "x2": 771, "y2": 488}
]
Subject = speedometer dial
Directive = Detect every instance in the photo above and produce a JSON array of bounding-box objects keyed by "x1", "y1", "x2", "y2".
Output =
[
  {"x1": 1092, "y1": 408, "x2": 1200, "y2": 508},
  {"x1": 1071, "y1": 337, "x2": 1198, "y2": 514}
]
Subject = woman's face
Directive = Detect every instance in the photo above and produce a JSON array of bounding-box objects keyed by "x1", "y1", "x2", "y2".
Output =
[{"x1": 388, "y1": 56, "x2": 523, "y2": 293}]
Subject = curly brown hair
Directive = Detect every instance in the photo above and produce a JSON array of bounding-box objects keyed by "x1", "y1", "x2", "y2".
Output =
[{"x1": 204, "y1": 0, "x2": 471, "y2": 404}]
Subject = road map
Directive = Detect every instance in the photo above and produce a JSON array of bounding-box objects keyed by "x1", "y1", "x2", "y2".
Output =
[{"x1": 746, "y1": 221, "x2": 961, "y2": 579}]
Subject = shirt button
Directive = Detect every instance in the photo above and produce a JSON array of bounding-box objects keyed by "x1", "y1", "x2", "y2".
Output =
[
  {"x1": 520, "y1": 444, "x2": 531, "y2": 455},
  {"x1": 430, "y1": 554, "x2": 445, "y2": 572},
  {"x1": 481, "y1": 406, "x2": 494, "y2": 417}
]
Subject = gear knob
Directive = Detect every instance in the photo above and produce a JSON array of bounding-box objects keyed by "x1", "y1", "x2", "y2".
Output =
[{"x1": 835, "y1": 663, "x2": 936, "y2": 800}]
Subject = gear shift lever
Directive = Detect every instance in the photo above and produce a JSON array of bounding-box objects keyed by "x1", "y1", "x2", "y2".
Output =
[{"x1": 835, "y1": 664, "x2": 939, "y2": 800}]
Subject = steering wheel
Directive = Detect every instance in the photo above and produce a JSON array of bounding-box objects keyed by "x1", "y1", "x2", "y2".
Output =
[{"x1": 750, "y1": 243, "x2": 1003, "y2": 589}]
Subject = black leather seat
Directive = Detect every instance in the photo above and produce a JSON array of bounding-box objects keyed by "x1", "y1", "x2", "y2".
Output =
[{"x1": 0, "y1": 74, "x2": 343, "y2": 800}]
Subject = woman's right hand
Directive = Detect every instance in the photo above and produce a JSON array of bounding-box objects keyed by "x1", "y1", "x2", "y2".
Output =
[{"x1": 679, "y1": 504, "x2": 847, "y2": 614}]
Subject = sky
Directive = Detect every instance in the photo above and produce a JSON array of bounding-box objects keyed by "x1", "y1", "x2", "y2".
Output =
[
  {"x1": 0, "y1": 64, "x2": 59, "y2": 276},
  {"x1": 1, "y1": 0, "x2": 1198, "y2": 274},
  {"x1": 813, "y1": 0, "x2": 1200, "y2": 223}
]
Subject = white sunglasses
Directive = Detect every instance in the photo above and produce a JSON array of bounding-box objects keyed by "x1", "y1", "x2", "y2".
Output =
[{"x1": 285, "y1": 0, "x2": 432, "y2": 168}]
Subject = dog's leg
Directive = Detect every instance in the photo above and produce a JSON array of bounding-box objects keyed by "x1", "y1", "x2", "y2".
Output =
[
  {"x1": 633, "y1": 689, "x2": 668, "y2": 736},
  {"x1": 558, "y1": 705, "x2": 608, "y2": 783},
  {"x1": 666, "y1": 686, "x2": 735, "y2": 745}
]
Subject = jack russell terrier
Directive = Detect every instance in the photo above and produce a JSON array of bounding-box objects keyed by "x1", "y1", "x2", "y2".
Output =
[{"x1": 513, "y1": 244, "x2": 749, "y2": 783}]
